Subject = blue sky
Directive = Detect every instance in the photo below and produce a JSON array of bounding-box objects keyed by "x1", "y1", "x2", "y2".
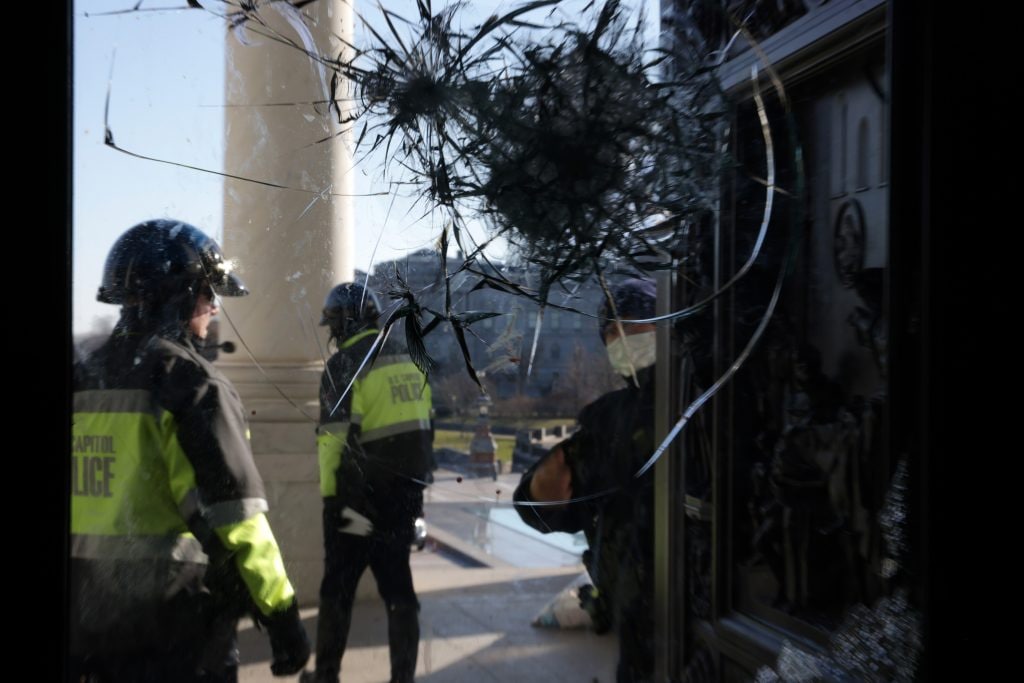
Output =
[
  {"x1": 73, "y1": 0, "x2": 659, "y2": 335},
  {"x1": 75, "y1": 1, "x2": 231, "y2": 334}
]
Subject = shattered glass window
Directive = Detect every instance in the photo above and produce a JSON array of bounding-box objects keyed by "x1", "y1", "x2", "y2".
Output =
[
  {"x1": 72, "y1": 0, "x2": 920, "y2": 680},
  {"x1": 72, "y1": 1, "x2": 662, "y2": 680}
]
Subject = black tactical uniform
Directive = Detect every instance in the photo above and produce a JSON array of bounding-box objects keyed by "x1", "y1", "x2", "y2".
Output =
[
  {"x1": 515, "y1": 365, "x2": 657, "y2": 682},
  {"x1": 70, "y1": 220, "x2": 309, "y2": 682},
  {"x1": 305, "y1": 284, "x2": 433, "y2": 683}
]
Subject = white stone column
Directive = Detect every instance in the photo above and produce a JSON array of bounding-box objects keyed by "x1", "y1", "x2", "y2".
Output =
[{"x1": 219, "y1": 0, "x2": 355, "y2": 605}]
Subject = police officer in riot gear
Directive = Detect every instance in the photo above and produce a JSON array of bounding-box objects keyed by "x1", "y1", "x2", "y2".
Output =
[
  {"x1": 303, "y1": 283, "x2": 433, "y2": 683},
  {"x1": 514, "y1": 278, "x2": 659, "y2": 683},
  {"x1": 71, "y1": 219, "x2": 310, "y2": 682}
]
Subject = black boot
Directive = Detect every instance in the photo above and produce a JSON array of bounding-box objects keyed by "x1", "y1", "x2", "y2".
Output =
[
  {"x1": 299, "y1": 670, "x2": 337, "y2": 683},
  {"x1": 387, "y1": 602, "x2": 420, "y2": 683},
  {"x1": 304, "y1": 599, "x2": 353, "y2": 683}
]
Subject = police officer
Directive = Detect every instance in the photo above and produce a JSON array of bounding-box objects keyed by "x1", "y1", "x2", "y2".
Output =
[
  {"x1": 513, "y1": 278, "x2": 659, "y2": 683},
  {"x1": 71, "y1": 219, "x2": 310, "y2": 682},
  {"x1": 302, "y1": 283, "x2": 433, "y2": 683}
]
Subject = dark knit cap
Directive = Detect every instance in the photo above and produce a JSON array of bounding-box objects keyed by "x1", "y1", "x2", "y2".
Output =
[{"x1": 598, "y1": 277, "x2": 657, "y2": 337}]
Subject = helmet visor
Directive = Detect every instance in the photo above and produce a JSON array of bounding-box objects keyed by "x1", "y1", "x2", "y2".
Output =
[{"x1": 210, "y1": 270, "x2": 249, "y2": 298}]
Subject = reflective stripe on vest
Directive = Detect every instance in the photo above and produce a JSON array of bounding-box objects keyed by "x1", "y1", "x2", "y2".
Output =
[
  {"x1": 75, "y1": 389, "x2": 158, "y2": 416},
  {"x1": 71, "y1": 532, "x2": 207, "y2": 563},
  {"x1": 359, "y1": 418, "x2": 433, "y2": 443},
  {"x1": 204, "y1": 498, "x2": 270, "y2": 528}
]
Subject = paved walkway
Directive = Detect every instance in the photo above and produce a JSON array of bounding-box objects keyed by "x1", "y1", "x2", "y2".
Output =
[
  {"x1": 237, "y1": 565, "x2": 618, "y2": 682},
  {"x1": 237, "y1": 469, "x2": 619, "y2": 682}
]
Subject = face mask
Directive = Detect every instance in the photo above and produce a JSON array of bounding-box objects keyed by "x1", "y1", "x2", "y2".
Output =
[{"x1": 606, "y1": 330, "x2": 657, "y2": 377}]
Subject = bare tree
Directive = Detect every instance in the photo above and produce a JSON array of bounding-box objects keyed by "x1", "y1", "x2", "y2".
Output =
[
  {"x1": 432, "y1": 371, "x2": 486, "y2": 419},
  {"x1": 550, "y1": 343, "x2": 624, "y2": 416}
]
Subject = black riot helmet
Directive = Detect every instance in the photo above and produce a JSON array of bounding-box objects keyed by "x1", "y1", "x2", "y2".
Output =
[
  {"x1": 319, "y1": 282, "x2": 381, "y2": 344},
  {"x1": 98, "y1": 219, "x2": 248, "y2": 334}
]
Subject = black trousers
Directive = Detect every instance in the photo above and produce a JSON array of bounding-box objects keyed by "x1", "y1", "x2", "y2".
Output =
[
  {"x1": 314, "y1": 498, "x2": 420, "y2": 682},
  {"x1": 615, "y1": 603, "x2": 655, "y2": 683},
  {"x1": 68, "y1": 565, "x2": 241, "y2": 683}
]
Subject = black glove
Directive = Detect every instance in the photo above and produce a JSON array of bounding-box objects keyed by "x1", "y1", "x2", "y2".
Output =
[
  {"x1": 578, "y1": 583, "x2": 613, "y2": 634},
  {"x1": 257, "y1": 598, "x2": 311, "y2": 676}
]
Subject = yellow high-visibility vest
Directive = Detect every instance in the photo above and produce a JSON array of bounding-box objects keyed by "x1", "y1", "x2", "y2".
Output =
[{"x1": 318, "y1": 329, "x2": 432, "y2": 497}]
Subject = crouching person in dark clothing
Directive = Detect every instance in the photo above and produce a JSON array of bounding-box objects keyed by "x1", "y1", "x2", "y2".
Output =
[{"x1": 514, "y1": 278, "x2": 659, "y2": 683}]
